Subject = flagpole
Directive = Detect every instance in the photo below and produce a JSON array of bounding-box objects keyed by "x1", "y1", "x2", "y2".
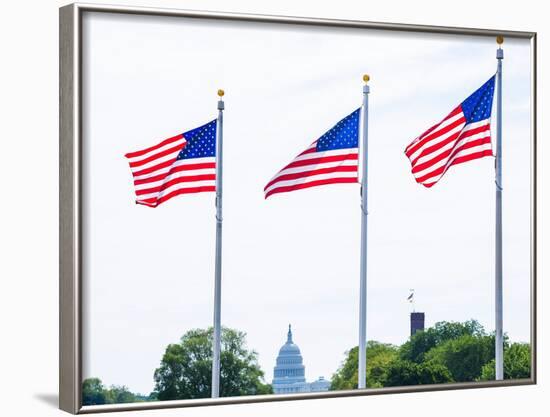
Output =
[
  {"x1": 212, "y1": 89, "x2": 224, "y2": 398},
  {"x1": 358, "y1": 74, "x2": 370, "y2": 389},
  {"x1": 495, "y1": 37, "x2": 504, "y2": 380}
]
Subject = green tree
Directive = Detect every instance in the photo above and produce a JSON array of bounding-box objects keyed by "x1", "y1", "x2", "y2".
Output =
[
  {"x1": 105, "y1": 385, "x2": 138, "y2": 404},
  {"x1": 82, "y1": 378, "x2": 162, "y2": 405},
  {"x1": 331, "y1": 341, "x2": 399, "y2": 390},
  {"x1": 82, "y1": 378, "x2": 107, "y2": 406},
  {"x1": 330, "y1": 320, "x2": 523, "y2": 389},
  {"x1": 399, "y1": 320, "x2": 486, "y2": 364},
  {"x1": 153, "y1": 327, "x2": 272, "y2": 400},
  {"x1": 423, "y1": 334, "x2": 494, "y2": 382},
  {"x1": 479, "y1": 342, "x2": 531, "y2": 380},
  {"x1": 331, "y1": 346, "x2": 358, "y2": 390},
  {"x1": 384, "y1": 360, "x2": 453, "y2": 386},
  {"x1": 367, "y1": 342, "x2": 399, "y2": 387},
  {"x1": 147, "y1": 391, "x2": 159, "y2": 401}
]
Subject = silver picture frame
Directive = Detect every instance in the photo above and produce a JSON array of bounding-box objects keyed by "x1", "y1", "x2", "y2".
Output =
[{"x1": 59, "y1": 2, "x2": 537, "y2": 414}]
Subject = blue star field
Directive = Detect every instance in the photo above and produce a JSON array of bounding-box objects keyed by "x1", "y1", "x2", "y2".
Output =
[
  {"x1": 461, "y1": 76, "x2": 496, "y2": 124},
  {"x1": 316, "y1": 108, "x2": 360, "y2": 152},
  {"x1": 177, "y1": 120, "x2": 217, "y2": 160}
]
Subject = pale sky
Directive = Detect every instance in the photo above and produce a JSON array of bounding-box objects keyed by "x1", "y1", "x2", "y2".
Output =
[{"x1": 81, "y1": 11, "x2": 532, "y2": 396}]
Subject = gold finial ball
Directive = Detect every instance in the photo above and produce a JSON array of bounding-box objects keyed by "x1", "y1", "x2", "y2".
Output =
[
  {"x1": 363, "y1": 74, "x2": 370, "y2": 83},
  {"x1": 217, "y1": 89, "x2": 225, "y2": 97},
  {"x1": 496, "y1": 35, "x2": 504, "y2": 45}
]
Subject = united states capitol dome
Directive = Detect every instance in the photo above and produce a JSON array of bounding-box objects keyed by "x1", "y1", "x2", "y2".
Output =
[
  {"x1": 278, "y1": 330, "x2": 302, "y2": 356},
  {"x1": 273, "y1": 325, "x2": 306, "y2": 385},
  {"x1": 272, "y1": 325, "x2": 331, "y2": 394}
]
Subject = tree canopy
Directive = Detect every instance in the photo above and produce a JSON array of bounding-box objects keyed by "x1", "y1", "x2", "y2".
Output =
[
  {"x1": 331, "y1": 341, "x2": 399, "y2": 389},
  {"x1": 82, "y1": 378, "x2": 151, "y2": 406},
  {"x1": 153, "y1": 327, "x2": 272, "y2": 400},
  {"x1": 423, "y1": 334, "x2": 494, "y2": 382},
  {"x1": 479, "y1": 342, "x2": 532, "y2": 381},
  {"x1": 331, "y1": 320, "x2": 530, "y2": 389},
  {"x1": 384, "y1": 360, "x2": 453, "y2": 386},
  {"x1": 82, "y1": 378, "x2": 107, "y2": 406},
  {"x1": 399, "y1": 320, "x2": 486, "y2": 364}
]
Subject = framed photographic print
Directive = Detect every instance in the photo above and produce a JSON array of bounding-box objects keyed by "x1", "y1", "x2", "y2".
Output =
[{"x1": 59, "y1": 2, "x2": 537, "y2": 414}]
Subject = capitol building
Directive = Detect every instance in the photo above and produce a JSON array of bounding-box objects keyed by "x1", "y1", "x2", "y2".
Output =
[{"x1": 272, "y1": 325, "x2": 331, "y2": 394}]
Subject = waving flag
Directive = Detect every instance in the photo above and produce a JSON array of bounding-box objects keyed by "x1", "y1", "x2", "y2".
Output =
[
  {"x1": 125, "y1": 120, "x2": 217, "y2": 207},
  {"x1": 405, "y1": 76, "x2": 495, "y2": 188},
  {"x1": 264, "y1": 109, "x2": 360, "y2": 199}
]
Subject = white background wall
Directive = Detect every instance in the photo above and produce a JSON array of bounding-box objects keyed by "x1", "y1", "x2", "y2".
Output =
[{"x1": 0, "y1": 0, "x2": 546, "y2": 416}]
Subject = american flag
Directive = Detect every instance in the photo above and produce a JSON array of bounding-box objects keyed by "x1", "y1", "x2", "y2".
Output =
[
  {"x1": 405, "y1": 76, "x2": 495, "y2": 188},
  {"x1": 125, "y1": 120, "x2": 217, "y2": 207},
  {"x1": 264, "y1": 109, "x2": 360, "y2": 199}
]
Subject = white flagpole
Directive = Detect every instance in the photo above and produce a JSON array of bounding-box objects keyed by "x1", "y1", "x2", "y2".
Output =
[
  {"x1": 495, "y1": 37, "x2": 504, "y2": 380},
  {"x1": 212, "y1": 89, "x2": 225, "y2": 398},
  {"x1": 358, "y1": 74, "x2": 370, "y2": 389}
]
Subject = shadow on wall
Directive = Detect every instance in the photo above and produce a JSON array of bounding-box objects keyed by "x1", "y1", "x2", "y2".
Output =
[{"x1": 34, "y1": 393, "x2": 58, "y2": 408}]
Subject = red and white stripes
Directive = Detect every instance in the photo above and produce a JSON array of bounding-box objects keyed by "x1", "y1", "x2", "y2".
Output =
[
  {"x1": 405, "y1": 106, "x2": 493, "y2": 188},
  {"x1": 125, "y1": 133, "x2": 216, "y2": 207},
  {"x1": 263, "y1": 141, "x2": 359, "y2": 199}
]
